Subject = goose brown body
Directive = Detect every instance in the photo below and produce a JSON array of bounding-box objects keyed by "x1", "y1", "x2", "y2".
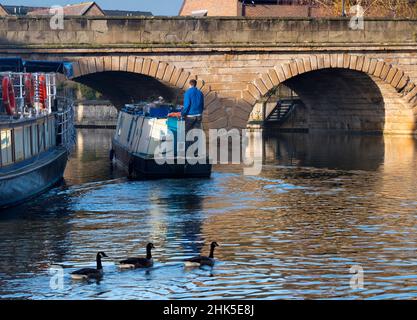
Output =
[
  {"x1": 119, "y1": 243, "x2": 155, "y2": 269},
  {"x1": 184, "y1": 242, "x2": 219, "y2": 267},
  {"x1": 71, "y1": 252, "x2": 108, "y2": 280}
]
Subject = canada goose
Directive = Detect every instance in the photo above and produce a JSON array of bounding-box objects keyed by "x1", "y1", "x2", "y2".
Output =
[
  {"x1": 119, "y1": 243, "x2": 155, "y2": 269},
  {"x1": 71, "y1": 252, "x2": 108, "y2": 280},
  {"x1": 184, "y1": 242, "x2": 219, "y2": 267}
]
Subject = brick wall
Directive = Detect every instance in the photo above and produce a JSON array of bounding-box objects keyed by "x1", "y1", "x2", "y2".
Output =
[
  {"x1": 85, "y1": 4, "x2": 105, "y2": 16},
  {"x1": 179, "y1": 0, "x2": 241, "y2": 16},
  {"x1": 244, "y1": 5, "x2": 331, "y2": 17}
]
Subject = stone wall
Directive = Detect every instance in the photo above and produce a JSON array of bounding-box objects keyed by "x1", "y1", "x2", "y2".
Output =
[
  {"x1": 75, "y1": 101, "x2": 118, "y2": 128},
  {"x1": 1, "y1": 16, "x2": 417, "y2": 47}
]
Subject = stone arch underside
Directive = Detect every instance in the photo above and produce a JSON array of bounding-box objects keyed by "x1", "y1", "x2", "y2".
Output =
[
  {"x1": 240, "y1": 54, "x2": 417, "y2": 135},
  {"x1": 70, "y1": 56, "x2": 221, "y2": 128}
]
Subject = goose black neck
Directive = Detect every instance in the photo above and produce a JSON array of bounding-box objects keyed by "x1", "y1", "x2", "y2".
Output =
[
  {"x1": 96, "y1": 253, "x2": 103, "y2": 270},
  {"x1": 209, "y1": 246, "x2": 215, "y2": 259},
  {"x1": 146, "y1": 247, "x2": 152, "y2": 260}
]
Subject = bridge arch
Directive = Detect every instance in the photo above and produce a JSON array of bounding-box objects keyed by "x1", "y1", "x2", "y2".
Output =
[
  {"x1": 70, "y1": 56, "x2": 221, "y2": 127},
  {"x1": 238, "y1": 54, "x2": 417, "y2": 134}
]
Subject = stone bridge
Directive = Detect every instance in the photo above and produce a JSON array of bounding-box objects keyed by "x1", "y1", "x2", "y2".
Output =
[{"x1": 1, "y1": 16, "x2": 417, "y2": 135}]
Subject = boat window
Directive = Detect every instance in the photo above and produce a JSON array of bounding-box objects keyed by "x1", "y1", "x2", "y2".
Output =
[
  {"x1": 24, "y1": 126, "x2": 32, "y2": 159},
  {"x1": 127, "y1": 117, "x2": 136, "y2": 143},
  {"x1": 13, "y1": 127, "x2": 24, "y2": 162},
  {"x1": 37, "y1": 123, "x2": 45, "y2": 152},
  {"x1": 50, "y1": 118, "x2": 56, "y2": 147},
  {"x1": 117, "y1": 114, "x2": 124, "y2": 137},
  {"x1": 1, "y1": 129, "x2": 13, "y2": 166},
  {"x1": 45, "y1": 119, "x2": 50, "y2": 149},
  {"x1": 32, "y1": 125, "x2": 38, "y2": 155}
]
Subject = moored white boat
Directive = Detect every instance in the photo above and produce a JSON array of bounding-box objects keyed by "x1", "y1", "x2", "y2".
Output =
[{"x1": 0, "y1": 58, "x2": 75, "y2": 209}]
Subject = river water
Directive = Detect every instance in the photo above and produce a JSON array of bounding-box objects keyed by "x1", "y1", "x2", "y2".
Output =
[{"x1": 0, "y1": 129, "x2": 416, "y2": 300}]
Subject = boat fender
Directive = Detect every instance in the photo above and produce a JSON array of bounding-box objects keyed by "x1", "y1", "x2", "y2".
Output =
[
  {"x1": 24, "y1": 73, "x2": 35, "y2": 107},
  {"x1": 109, "y1": 149, "x2": 115, "y2": 161},
  {"x1": 1, "y1": 76, "x2": 16, "y2": 115},
  {"x1": 38, "y1": 74, "x2": 47, "y2": 110}
]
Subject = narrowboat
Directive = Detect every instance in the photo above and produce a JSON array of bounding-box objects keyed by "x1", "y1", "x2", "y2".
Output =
[
  {"x1": 111, "y1": 102, "x2": 212, "y2": 179},
  {"x1": 0, "y1": 58, "x2": 75, "y2": 209}
]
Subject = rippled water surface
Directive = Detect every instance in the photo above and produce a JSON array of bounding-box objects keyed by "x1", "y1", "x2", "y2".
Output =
[{"x1": 0, "y1": 129, "x2": 416, "y2": 300}]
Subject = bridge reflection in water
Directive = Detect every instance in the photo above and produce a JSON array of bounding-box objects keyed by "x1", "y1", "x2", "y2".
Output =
[{"x1": 0, "y1": 129, "x2": 416, "y2": 299}]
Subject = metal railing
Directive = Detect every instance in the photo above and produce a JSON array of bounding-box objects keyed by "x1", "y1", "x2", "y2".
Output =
[{"x1": 55, "y1": 96, "x2": 76, "y2": 153}]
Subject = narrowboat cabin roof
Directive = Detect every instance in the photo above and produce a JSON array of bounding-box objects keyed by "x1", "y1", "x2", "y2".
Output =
[{"x1": 0, "y1": 58, "x2": 73, "y2": 77}]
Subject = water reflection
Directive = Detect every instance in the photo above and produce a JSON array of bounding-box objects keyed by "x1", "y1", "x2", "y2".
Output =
[
  {"x1": 262, "y1": 132, "x2": 385, "y2": 170},
  {"x1": 0, "y1": 129, "x2": 416, "y2": 299}
]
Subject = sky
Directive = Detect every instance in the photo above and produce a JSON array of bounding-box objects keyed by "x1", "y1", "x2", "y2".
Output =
[{"x1": 1, "y1": 0, "x2": 184, "y2": 15}]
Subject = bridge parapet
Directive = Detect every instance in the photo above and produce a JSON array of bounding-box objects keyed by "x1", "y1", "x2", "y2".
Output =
[{"x1": 0, "y1": 17, "x2": 417, "y2": 49}]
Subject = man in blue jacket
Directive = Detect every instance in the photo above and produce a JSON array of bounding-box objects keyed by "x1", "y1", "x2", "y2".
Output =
[{"x1": 182, "y1": 79, "x2": 204, "y2": 132}]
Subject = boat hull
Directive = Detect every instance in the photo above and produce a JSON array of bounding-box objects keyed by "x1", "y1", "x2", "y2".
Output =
[
  {"x1": 0, "y1": 147, "x2": 68, "y2": 209},
  {"x1": 112, "y1": 140, "x2": 212, "y2": 180}
]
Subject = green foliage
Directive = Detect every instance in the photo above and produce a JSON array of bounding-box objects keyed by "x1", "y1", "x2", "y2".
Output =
[
  {"x1": 78, "y1": 83, "x2": 102, "y2": 100},
  {"x1": 57, "y1": 80, "x2": 102, "y2": 101}
]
